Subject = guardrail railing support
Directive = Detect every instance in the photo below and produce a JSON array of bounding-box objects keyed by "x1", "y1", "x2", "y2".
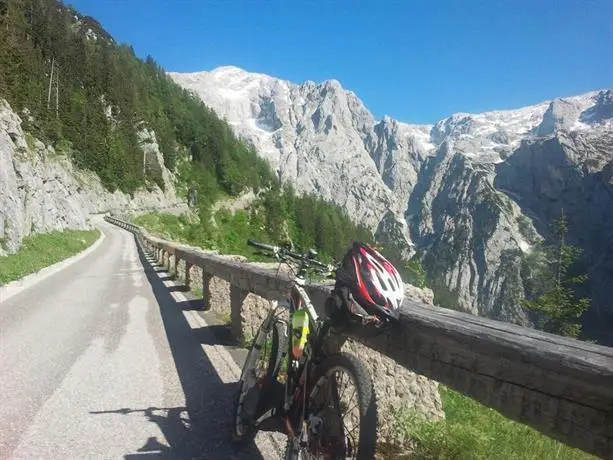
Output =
[
  {"x1": 230, "y1": 286, "x2": 248, "y2": 345},
  {"x1": 185, "y1": 262, "x2": 193, "y2": 288},
  {"x1": 169, "y1": 254, "x2": 176, "y2": 277},
  {"x1": 202, "y1": 272, "x2": 213, "y2": 311}
]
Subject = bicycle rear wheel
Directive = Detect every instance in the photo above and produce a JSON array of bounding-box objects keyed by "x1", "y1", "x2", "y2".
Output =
[
  {"x1": 285, "y1": 352, "x2": 377, "y2": 460},
  {"x1": 232, "y1": 318, "x2": 287, "y2": 445}
]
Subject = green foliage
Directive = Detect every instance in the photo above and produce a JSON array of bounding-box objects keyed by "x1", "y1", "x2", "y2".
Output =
[
  {"x1": 0, "y1": 0, "x2": 273, "y2": 196},
  {"x1": 0, "y1": 229, "x2": 99, "y2": 285},
  {"x1": 522, "y1": 287, "x2": 589, "y2": 338},
  {"x1": 23, "y1": 131, "x2": 36, "y2": 151},
  {"x1": 520, "y1": 211, "x2": 590, "y2": 338},
  {"x1": 404, "y1": 257, "x2": 427, "y2": 288},
  {"x1": 133, "y1": 212, "x2": 194, "y2": 245},
  {"x1": 1, "y1": 0, "x2": 381, "y2": 282},
  {"x1": 135, "y1": 186, "x2": 376, "y2": 269},
  {"x1": 385, "y1": 386, "x2": 594, "y2": 460},
  {"x1": 253, "y1": 185, "x2": 374, "y2": 261}
]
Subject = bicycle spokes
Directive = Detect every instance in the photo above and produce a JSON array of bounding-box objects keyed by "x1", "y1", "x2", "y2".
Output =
[{"x1": 307, "y1": 367, "x2": 361, "y2": 459}]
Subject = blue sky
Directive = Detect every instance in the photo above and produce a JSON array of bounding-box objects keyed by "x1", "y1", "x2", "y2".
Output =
[{"x1": 69, "y1": 0, "x2": 612, "y2": 124}]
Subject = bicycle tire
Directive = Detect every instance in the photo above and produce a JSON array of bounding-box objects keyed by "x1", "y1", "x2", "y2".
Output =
[
  {"x1": 286, "y1": 352, "x2": 377, "y2": 460},
  {"x1": 232, "y1": 319, "x2": 287, "y2": 445}
]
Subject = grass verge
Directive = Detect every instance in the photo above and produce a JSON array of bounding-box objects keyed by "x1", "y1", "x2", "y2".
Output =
[
  {"x1": 133, "y1": 211, "x2": 286, "y2": 263},
  {"x1": 384, "y1": 386, "x2": 594, "y2": 459},
  {"x1": 133, "y1": 212, "x2": 194, "y2": 244},
  {"x1": 0, "y1": 229, "x2": 100, "y2": 285}
]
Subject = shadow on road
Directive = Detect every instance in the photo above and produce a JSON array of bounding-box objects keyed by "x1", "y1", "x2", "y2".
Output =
[
  {"x1": 192, "y1": 325, "x2": 235, "y2": 347},
  {"x1": 91, "y1": 238, "x2": 268, "y2": 460},
  {"x1": 90, "y1": 406, "x2": 191, "y2": 459},
  {"x1": 167, "y1": 285, "x2": 191, "y2": 293},
  {"x1": 175, "y1": 299, "x2": 206, "y2": 311}
]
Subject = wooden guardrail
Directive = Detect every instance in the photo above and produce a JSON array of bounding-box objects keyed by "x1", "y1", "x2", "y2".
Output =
[{"x1": 105, "y1": 214, "x2": 613, "y2": 459}]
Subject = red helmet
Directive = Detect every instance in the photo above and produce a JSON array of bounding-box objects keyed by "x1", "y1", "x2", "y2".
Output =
[{"x1": 335, "y1": 242, "x2": 405, "y2": 321}]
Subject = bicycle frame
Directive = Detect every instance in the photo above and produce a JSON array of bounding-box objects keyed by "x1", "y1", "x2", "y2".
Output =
[
  {"x1": 244, "y1": 263, "x2": 330, "y2": 438},
  {"x1": 237, "y1": 239, "x2": 379, "y2": 458},
  {"x1": 280, "y1": 275, "x2": 322, "y2": 438},
  {"x1": 237, "y1": 238, "x2": 338, "y2": 447}
]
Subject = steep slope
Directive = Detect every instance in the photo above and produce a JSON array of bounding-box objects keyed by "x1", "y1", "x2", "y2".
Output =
[
  {"x1": 420, "y1": 91, "x2": 613, "y2": 330},
  {"x1": 0, "y1": 0, "x2": 380, "y2": 273},
  {"x1": 495, "y1": 126, "x2": 613, "y2": 341},
  {"x1": 406, "y1": 91, "x2": 612, "y2": 327},
  {"x1": 406, "y1": 142, "x2": 531, "y2": 323},
  {"x1": 171, "y1": 66, "x2": 613, "y2": 341},
  {"x1": 0, "y1": 1, "x2": 272, "y2": 198},
  {"x1": 0, "y1": 0, "x2": 274, "y2": 254}
]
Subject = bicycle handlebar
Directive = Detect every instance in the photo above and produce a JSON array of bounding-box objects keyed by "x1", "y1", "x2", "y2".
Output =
[{"x1": 246, "y1": 239, "x2": 334, "y2": 272}]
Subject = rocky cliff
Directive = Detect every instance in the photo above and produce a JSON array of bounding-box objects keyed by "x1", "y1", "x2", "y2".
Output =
[
  {"x1": 170, "y1": 68, "x2": 420, "y2": 256},
  {"x1": 0, "y1": 99, "x2": 184, "y2": 256},
  {"x1": 495, "y1": 127, "x2": 613, "y2": 341},
  {"x1": 170, "y1": 67, "x2": 613, "y2": 342}
]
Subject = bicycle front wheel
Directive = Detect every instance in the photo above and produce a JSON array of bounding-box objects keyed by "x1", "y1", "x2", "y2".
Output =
[
  {"x1": 232, "y1": 318, "x2": 287, "y2": 446},
  {"x1": 285, "y1": 353, "x2": 377, "y2": 460},
  {"x1": 286, "y1": 352, "x2": 377, "y2": 460}
]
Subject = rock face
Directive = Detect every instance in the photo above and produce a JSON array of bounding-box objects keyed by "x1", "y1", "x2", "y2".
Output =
[
  {"x1": 495, "y1": 128, "x2": 613, "y2": 341},
  {"x1": 169, "y1": 67, "x2": 426, "y2": 256},
  {"x1": 406, "y1": 143, "x2": 532, "y2": 324},
  {"x1": 0, "y1": 99, "x2": 182, "y2": 256},
  {"x1": 137, "y1": 126, "x2": 176, "y2": 192},
  {"x1": 170, "y1": 67, "x2": 613, "y2": 342}
]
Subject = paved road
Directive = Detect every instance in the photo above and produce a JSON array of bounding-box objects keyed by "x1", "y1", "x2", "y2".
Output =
[{"x1": 0, "y1": 220, "x2": 282, "y2": 459}]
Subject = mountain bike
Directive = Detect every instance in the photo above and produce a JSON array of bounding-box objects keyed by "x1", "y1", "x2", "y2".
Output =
[{"x1": 231, "y1": 239, "x2": 377, "y2": 459}]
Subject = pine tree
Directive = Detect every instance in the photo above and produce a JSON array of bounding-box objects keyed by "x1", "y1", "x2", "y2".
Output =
[{"x1": 521, "y1": 210, "x2": 590, "y2": 338}]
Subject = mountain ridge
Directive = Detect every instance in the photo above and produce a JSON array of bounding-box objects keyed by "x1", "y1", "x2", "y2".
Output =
[
  {"x1": 170, "y1": 65, "x2": 613, "y2": 343},
  {"x1": 170, "y1": 65, "x2": 609, "y2": 128}
]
